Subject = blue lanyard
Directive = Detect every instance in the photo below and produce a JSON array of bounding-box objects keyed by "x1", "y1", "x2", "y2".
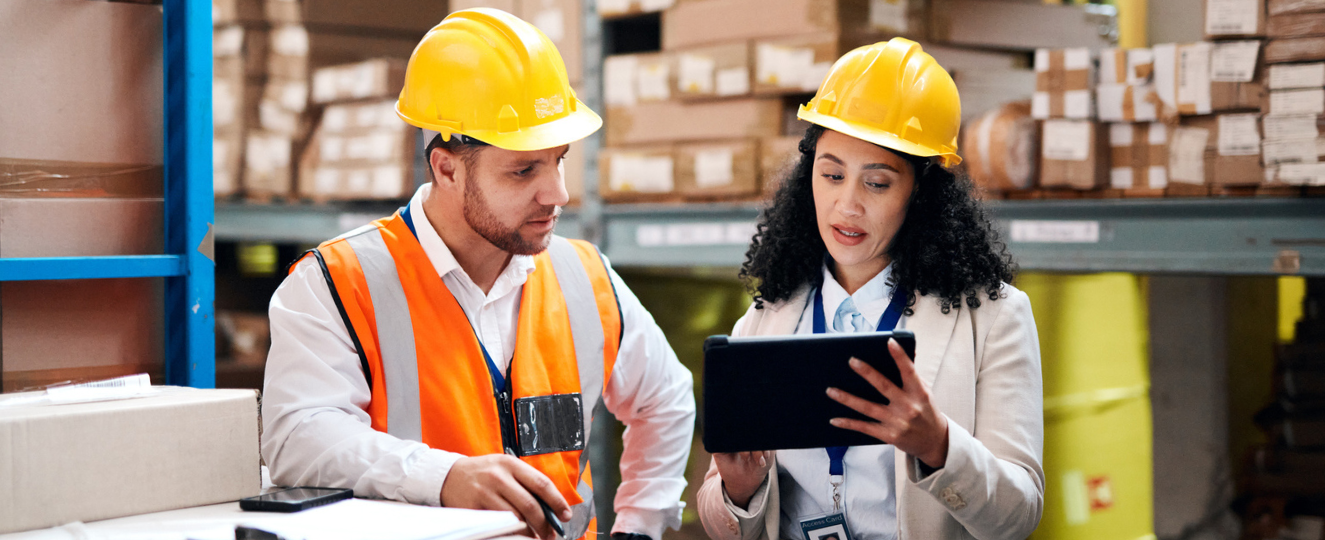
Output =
[
  {"x1": 813, "y1": 283, "x2": 907, "y2": 479},
  {"x1": 401, "y1": 204, "x2": 507, "y2": 391}
]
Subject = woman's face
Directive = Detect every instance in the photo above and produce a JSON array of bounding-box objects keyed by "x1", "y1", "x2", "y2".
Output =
[{"x1": 812, "y1": 129, "x2": 916, "y2": 284}]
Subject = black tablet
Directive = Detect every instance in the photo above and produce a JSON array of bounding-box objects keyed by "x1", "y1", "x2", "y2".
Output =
[{"x1": 702, "y1": 330, "x2": 916, "y2": 453}]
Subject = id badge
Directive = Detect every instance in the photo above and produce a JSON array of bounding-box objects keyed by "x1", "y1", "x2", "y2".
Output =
[
  {"x1": 799, "y1": 512, "x2": 854, "y2": 540},
  {"x1": 513, "y1": 393, "x2": 585, "y2": 456}
]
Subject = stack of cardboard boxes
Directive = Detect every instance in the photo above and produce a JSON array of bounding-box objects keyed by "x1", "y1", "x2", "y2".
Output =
[
  {"x1": 991, "y1": 0, "x2": 1282, "y2": 199},
  {"x1": 598, "y1": 0, "x2": 1108, "y2": 203},
  {"x1": 1262, "y1": 0, "x2": 1325, "y2": 189},
  {"x1": 212, "y1": 0, "x2": 449, "y2": 201}
]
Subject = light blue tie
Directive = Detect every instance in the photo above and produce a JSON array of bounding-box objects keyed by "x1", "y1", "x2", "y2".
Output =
[{"x1": 833, "y1": 297, "x2": 872, "y2": 333}]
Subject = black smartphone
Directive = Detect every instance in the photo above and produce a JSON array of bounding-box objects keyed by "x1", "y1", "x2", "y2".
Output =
[{"x1": 239, "y1": 487, "x2": 353, "y2": 512}]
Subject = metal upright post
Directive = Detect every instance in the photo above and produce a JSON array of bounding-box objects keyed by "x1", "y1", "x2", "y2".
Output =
[{"x1": 162, "y1": 0, "x2": 215, "y2": 388}]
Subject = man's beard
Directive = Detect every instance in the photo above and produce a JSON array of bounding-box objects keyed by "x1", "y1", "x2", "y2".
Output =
[{"x1": 463, "y1": 177, "x2": 557, "y2": 256}]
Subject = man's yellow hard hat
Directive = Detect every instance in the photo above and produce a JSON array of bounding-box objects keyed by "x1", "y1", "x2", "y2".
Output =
[
  {"x1": 798, "y1": 38, "x2": 962, "y2": 168},
  {"x1": 396, "y1": 8, "x2": 601, "y2": 151}
]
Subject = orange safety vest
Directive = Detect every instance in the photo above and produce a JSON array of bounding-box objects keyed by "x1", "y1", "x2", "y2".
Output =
[{"x1": 295, "y1": 211, "x2": 622, "y2": 539}]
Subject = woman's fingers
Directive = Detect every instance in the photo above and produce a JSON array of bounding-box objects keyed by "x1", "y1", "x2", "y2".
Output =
[
  {"x1": 826, "y1": 386, "x2": 889, "y2": 421},
  {"x1": 828, "y1": 417, "x2": 889, "y2": 441},
  {"x1": 888, "y1": 339, "x2": 921, "y2": 389},
  {"x1": 848, "y1": 357, "x2": 904, "y2": 401}
]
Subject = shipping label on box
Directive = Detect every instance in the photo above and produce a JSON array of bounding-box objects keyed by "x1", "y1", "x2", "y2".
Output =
[
  {"x1": 1033, "y1": 48, "x2": 1095, "y2": 119},
  {"x1": 675, "y1": 139, "x2": 759, "y2": 199},
  {"x1": 1205, "y1": 0, "x2": 1266, "y2": 38},
  {"x1": 1268, "y1": 87, "x2": 1325, "y2": 115},
  {"x1": 1264, "y1": 113, "x2": 1325, "y2": 140},
  {"x1": 1109, "y1": 122, "x2": 1169, "y2": 189},
  {"x1": 1040, "y1": 119, "x2": 1109, "y2": 189},
  {"x1": 675, "y1": 42, "x2": 752, "y2": 99},
  {"x1": 753, "y1": 34, "x2": 841, "y2": 95},
  {"x1": 1268, "y1": 62, "x2": 1325, "y2": 89},
  {"x1": 599, "y1": 145, "x2": 676, "y2": 202},
  {"x1": 605, "y1": 53, "x2": 675, "y2": 107}
]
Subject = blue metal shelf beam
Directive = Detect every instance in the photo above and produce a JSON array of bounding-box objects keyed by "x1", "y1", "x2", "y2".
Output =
[{"x1": 0, "y1": 256, "x2": 185, "y2": 281}]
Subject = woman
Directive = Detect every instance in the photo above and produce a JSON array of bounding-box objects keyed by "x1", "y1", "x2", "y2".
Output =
[{"x1": 696, "y1": 38, "x2": 1044, "y2": 540}]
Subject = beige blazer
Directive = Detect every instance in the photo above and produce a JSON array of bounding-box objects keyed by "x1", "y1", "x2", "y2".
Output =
[{"x1": 696, "y1": 284, "x2": 1045, "y2": 540}]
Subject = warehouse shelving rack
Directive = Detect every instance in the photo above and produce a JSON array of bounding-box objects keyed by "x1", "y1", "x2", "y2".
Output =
[{"x1": 0, "y1": 0, "x2": 214, "y2": 388}]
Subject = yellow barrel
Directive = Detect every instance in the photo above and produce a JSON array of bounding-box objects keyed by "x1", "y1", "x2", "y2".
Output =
[{"x1": 1021, "y1": 273, "x2": 1156, "y2": 540}]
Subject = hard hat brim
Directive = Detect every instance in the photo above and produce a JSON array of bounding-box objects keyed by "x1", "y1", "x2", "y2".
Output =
[
  {"x1": 397, "y1": 99, "x2": 603, "y2": 152},
  {"x1": 798, "y1": 106, "x2": 962, "y2": 168}
]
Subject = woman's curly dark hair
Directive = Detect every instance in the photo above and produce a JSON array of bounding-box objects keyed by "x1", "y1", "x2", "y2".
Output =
[{"x1": 739, "y1": 125, "x2": 1016, "y2": 314}]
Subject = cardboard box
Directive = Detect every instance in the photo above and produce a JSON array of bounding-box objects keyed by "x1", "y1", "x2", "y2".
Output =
[
  {"x1": 599, "y1": 145, "x2": 677, "y2": 202},
  {"x1": 1109, "y1": 122, "x2": 1169, "y2": 190},
  {"x1": 600, "y1": 0, "x2": 677, "y2": 19},
  {"x1": 605, "y1": 52, "x2": 677, "y2": 107},
  {"x1": 267, "y1": 25, "x2": 420, "y2": 80},
  {"x1": 925, "y1": 43, "x2": 1031, "y2": 72},
  {"x1": 0, "y1": 388, "x2": 261, "y2": 534},
  {"x1": 1263, "y1": 112, "x2": 1325, "y2": 142},
  {"x1": 865, "y1": 0, "x2": 928, "y2": 40},
  {"x1": 1100, "y1": 48, "x2": 1155, "y2": 86},
  {"x1": 1205, "y1": 0, "x2": 1267, "y2": 39},
  {"x1": 1097, "y1": 84, "x2": 1160, "y2": 122},
  {"x1": 0, "y1": 160, "x2": 165, "y2": 392},
  {"x1": 753, "y1": 34, "x2": 847, "y2": 95},
  {"x1": 263, "y1": 0, "x2": 451, "y2": 33},
  {"x1": 1268, "y1": 0, "x2": 1325, "y2": 15},
  {"x1": 215, "y1": 128, "x2": 245, "y2": 197},
  {"x1": 674, "y1": 139, "x2": 759, "y2": 199},
  {"x1": 1032, "y1": 48, "x2": 1095, "y2": 120},
  {"x1": 298, "y1": 99, "x2": 416, "y2": 200},
  {"x1": 311, "y1": 58, "x2": 406, "y2": 105},
  {"x1": 1154, "y1": 42, "x2": 1265, "y2": 115},
  {"x1": 1267, "y1": 161, "x2": 1325, "y2": 184},
  {"x1": 929, "y1": 0, "x2": 1116, "y2": 51},
  {"x1": 605, "y1": 98, "x2": 783, "y2": 146},
  {"x1": 1266, "y1": 36, "x2": 1325, "y2": 63},
  {"x1": 1180, "y1": 114, "x2": 1265, "y2": 185},
  {"x1": 661, "y1": 0, "x2": 870, "y2": 51},
  {"x1": 963, "y1": 102, "x2": 1038, "y2": 191},
  {"x1": 673, "y1": 42, "x2": 752, "y2": 100},
  {"x1": 1039, "y1": 120, "x2": 1109, "y2": 190},
  {"x1": 1268, "y1": 11, "x2": 1325, "y2": 37},
  {"x1": 1267, "y1": 62, "x2": 1325, "y2": 89},
  {"x1": 212, "y1": 0, "x2": 264, "y2": 25},
  {"x1": 1, "y1": 0, "x2": 163, "y2": 164},
  {"x1": 259, "y1": 78, "x2": 311, "y2": 137},
  {"x1": 1264, "y1": 87, "x2": 1325, "y2": 115},
  {"x1": 214, "y1": 25, "x2": 270, "y2": 80},
  {"x1": 950, "y1": 68, "x2": 1037, "y2": 121},
  {"x1": 758, "y1": 136, "x2": 802, "y2": 194},
  {"x1": 521, "y1": 0, "x2": 583, "y2": 83},
  {"x1": 245, "y1": 130, "x2": 296, "y2": 198}
]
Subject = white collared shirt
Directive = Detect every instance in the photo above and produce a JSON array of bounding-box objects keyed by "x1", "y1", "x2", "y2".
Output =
[
  {"x1": 261, "y1": 184, "x2": 695, "y2": 539},
  {"x1": 780, "y1": 263, "x2": 902, "y2": 540}
]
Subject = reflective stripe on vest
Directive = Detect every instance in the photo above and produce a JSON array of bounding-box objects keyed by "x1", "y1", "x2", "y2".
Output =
[{"x1": 307, "y1": 213, "x2": 619, "y2": 540}]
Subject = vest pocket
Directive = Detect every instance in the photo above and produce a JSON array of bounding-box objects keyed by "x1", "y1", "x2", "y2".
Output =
[{"x1": 514, "y1": 393, "x2": 586, "y2": 455}]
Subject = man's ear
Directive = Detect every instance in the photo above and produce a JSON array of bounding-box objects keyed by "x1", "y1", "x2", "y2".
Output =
[{"x1": 429, "y1": 146, "x2": 461, "y2": 189}]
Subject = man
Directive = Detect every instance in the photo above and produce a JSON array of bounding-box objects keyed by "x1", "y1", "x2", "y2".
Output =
[{"x1": 260, "y1": 9, "x2": 695, "y2": 540}]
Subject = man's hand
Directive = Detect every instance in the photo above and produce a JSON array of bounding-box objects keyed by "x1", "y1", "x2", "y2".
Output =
[
  {"x1": 442, "y1": 455, "x2": 573, "y2": 540},
  {"x1": 713, "y1": 451, "x2": 774, "y2": 510}
]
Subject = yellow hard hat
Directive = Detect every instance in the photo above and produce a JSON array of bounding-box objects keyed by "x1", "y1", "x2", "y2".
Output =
[
  {"x1": 395, "y1": 8, "x2": 601, "y2": 151},
  {"x1": 798, "y1": 38, "x2": 962, "y2": 168}
]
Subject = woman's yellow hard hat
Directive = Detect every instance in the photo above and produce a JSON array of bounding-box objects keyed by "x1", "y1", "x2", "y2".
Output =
[
  {"x1": 798, "y1": 38, "x2": 962, "y2": 168},
  {"x1": 395, "y1": 8, "x2": 601, "y2": 151}
]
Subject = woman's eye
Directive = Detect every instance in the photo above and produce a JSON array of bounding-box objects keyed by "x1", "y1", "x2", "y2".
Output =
[
  {"x1": 822, "y1": 173, "x2": 844, "y2": 181},
  {"x1": 866, "y1": 181, "x2": 889, "y2": 189}
]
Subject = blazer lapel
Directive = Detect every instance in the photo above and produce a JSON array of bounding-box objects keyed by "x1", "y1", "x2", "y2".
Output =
[
  {"x1": 901, "y1": 295, "x2": 960, "y2": 389},
  {"x1": 756, "y1": 286, "x2": 811, "y2": 336}
]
